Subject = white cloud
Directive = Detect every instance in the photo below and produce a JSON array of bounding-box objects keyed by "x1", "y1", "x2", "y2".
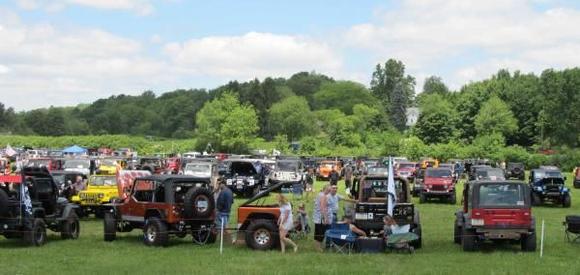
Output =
[
  {"x1": 345, "y1": 0, "x2": 580, "y2": 90},
  {"x1": 163, "y1": 32, "x2": 342, "y2": 80},
  {"x1": 15, "y1": 0, "x2": 154, "y2": 15}
]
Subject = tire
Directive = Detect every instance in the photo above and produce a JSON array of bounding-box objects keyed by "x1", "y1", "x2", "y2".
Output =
[
  {"x1": 411, "y1": 224, "x2": 422, "y2": 249},
  {"x1": 61, "y1": 213, "x2": 80, "y2": 240},
  {"x1": 24, "y1": 218, "x2": 47, "y2": 246},
  {"x1": 449, "y1": 193, "x2": 457, "y2": 205},
  {"x1": 143, "y1": 217, "x2": 169, "y2": 247},
  {"x1": 521, "y1": 231, "x2": 537, "y2": 252},
  {"x1": 419, "y1": 193, "x2": 426, "y2": 204},
  {"x1": 462, "y1": 227, "x2": 477, "y2": 252},
  {"x1": 0, "y1": 189, "x2": 9, "y2": 218},
  {"x1": 192, "y1": 226, "x2": 216, "y2": 245},
  {"x1": 183, "y1": 187, "x2": 215, "y2": 219},
  {"x1": 245, "y1": 219, "x2": 278, "y2": 250},
  {"x1": 104, "y1": 212, "x2": 117, "y2": 242},
  {"x1": 563, "y1": 194, "x2": 571, "y2": 208},
  {"x1": 454, "y1": 222, "x2": 461, "y2": 244},
  {"x1": 531, "y1": 192, "x2": 541, "y2": 206}
]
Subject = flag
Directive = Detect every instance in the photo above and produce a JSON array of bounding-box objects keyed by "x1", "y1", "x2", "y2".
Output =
[
  {"x1": 387, "y1": 156, "x2": 397, "y2": 216},
  {"x1": 5, "y1": 144, "x2": 16, "y2": 157}
]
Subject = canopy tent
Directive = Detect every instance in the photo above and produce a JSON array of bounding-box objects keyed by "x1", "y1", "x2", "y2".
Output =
[{"x1": 62, "y1": 145, "x2": 87, "y2": 154}]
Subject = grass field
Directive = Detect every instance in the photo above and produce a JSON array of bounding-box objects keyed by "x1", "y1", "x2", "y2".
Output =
[{"x1": 2, "y1": 173, "x2": 580, "y2": 275}]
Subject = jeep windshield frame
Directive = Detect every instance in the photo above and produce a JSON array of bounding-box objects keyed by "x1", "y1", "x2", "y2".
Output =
[
  {"x1": 473, "y1": 181, "x2": 530, "y2": 209},
  {"x1": 240, "y1": 180, "x2": 290, "y2": 207},
  {"x1": 89, "y1": 175, "x2": 117, "y2": 186},
  {"x1": 425, "y1": 168, "x2": 452, "y2": 178}
]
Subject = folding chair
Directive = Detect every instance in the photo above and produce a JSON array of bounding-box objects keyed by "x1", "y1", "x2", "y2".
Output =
[
  {"x1": 324, "y1": 223, "x2": 357, "y2": 254},
  {"x1": 564, "y1": 215, "x2": 580, "y2": 243}
]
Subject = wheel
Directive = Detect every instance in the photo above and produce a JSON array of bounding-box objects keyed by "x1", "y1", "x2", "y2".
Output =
[
  {"x1": 61, "y1": 212, "x2": 80, "y2": 240},
  {"x1": 104, "y1": 212, "x2": 117, "y2": 242},
  {"x1": 563, "y1": 194, "x2": 571, "y2": 208},
  {"x1": 462, "y1": 227, "x2": 477, "y2": 251},
  {"x1": 183, "y1": 187, "x2": 215, "y2": 219},
  {"x1": 0, "y1": 189, "x2": 9, "y2": 218},
  {"x1": 521, "y1": 231, "x2": 537, "y2": 251},
  {"x1": 531, "y1": 192, "x2": 541, "y2": 206},
  {"x1": 245, "y1": 219, "x2": 278, "y2": 250},
  {"x1": 192, "y1": 226, "x2": 216, "y2": 245},
  {"x1": 411, "y1": 224, "x2": 422, "y2": 249},
  {"x1": 449, "y1": 193, "x2": 456, "y2": 205},
  {"x1": 454, "y1": 222, "x2": 461, "y2": 244},
  {"x1": 419, "y1": 193, "x2": 426, "y2": 204},
  {"x1": 143, "y1": 217, "x2": 169, "y2": 247},
  {"x1": 24, "y1": 218, "x2": 47, "y2": 246}
]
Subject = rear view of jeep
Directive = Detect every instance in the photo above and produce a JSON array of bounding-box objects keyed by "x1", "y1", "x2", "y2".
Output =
[{"x1": 454, "y1": 181, "x2": 536, "y2": 252}]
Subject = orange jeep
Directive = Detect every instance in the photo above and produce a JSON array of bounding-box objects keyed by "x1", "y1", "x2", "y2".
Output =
[
  {"x1": 236, "y1": 181, "x2": 292, "y2": 250},
  {"x1": 316, "y1": 160, "x2": 342, "y2": 181}
]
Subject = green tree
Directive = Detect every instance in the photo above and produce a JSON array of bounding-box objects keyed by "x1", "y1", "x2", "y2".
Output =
[
  {"x1": 370, "y1": 59, "x2": 415, "y2": 131},
  {"x1": 312, "y1": 81, "x2": 376, "y2": 114},
  {"x1": 286, "y1": 72, "x2": 333, "y2": 102},
  {"x1": 474, "y1": 96, "x2": 518, "y2": 137},
  {"x1": 422, "y1": 76, "x2": 449, "y2": 94},
  {"x1": 195, "y1": 92, "x2": 258, "y2": 153},
  {"x1": 413, "y1": 94, "x2": 457, "y2": 144},
  {"x1": 269, "y1": 96, "x2": 317, "y2": 141}
]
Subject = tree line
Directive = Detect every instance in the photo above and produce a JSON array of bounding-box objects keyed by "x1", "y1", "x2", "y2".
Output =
[{"x1": 0, "y1": 59, "x2": 579, "y2": 156}]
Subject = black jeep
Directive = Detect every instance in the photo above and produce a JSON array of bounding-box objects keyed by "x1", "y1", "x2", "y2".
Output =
[
  {"x1": 221, "y1": 159, "x2": 267, "y2": 197},
  {"x1": 0, "y1": 167, "x2": 80, "y2": 246},
  {"x1": 353, "y1": 175, "x2": 422, "y2": 249},
  {"x1": 505, "y1": 162, "x2": 525, "y2": 180}
]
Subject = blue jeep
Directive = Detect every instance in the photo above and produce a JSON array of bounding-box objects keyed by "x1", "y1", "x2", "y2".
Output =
[{"x1": 529, "y1": 168, "x2": 571, "y2": 208}]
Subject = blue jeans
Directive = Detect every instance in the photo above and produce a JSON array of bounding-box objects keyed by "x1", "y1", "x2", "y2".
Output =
[{"x1": 216, "y1": 212, "x2": 230, "y2": 229}]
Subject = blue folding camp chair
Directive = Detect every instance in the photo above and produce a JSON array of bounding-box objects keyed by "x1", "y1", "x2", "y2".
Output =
[{"x1": 324, "y1": 223, "x2": 357, "y2": 254}]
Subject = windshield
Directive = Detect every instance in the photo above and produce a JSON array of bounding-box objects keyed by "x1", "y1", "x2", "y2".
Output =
[
  {"x1": 100, "y1": 159, "x2": 117, "y2": 166},
  {"x1": 362, "y1": 179, "x2": 405, "y2": 200},
  {"x1": 367, "y1": 167, "x2": 389, "y2": 175},
  {"x1": 276, "y1": 161, "x2": 299, "y2": 172},
  {"x1": 185, "y1": 163, "x2": 211, "y2": 173},
  {"x1": 64, "y1": 160, "x2": 89, "y2": 169},
  {"x1": 534, "y1": 170, "x2": 563, "y2": 180},
  {"x1": 90, "y1": 176, "x2": 117, "y2": 186},
  {"x1": 398, "y1": 163, "x2": 415, "y2": 169},
  {"x1": 476, "y1": 169, "x2": 505, "y2": 180},
  {"x1": 27, "y1": 159, "x2": 50, "y2": 167},
  {"x1": 477, "y1": 183, "x2": 526, "y2": 207},
  {"x1": 425, "y1": 168, "x2": 452, "y2": 177}
]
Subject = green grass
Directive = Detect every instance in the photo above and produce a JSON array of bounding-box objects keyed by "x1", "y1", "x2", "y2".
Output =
[{"x1": 2, "y1": 174, "x2": 580, "y2": 274}]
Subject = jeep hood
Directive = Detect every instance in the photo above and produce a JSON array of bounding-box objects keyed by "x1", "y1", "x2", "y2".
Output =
[{"x1": 424, "y1": 177, "x2": 453, "y2": 185}]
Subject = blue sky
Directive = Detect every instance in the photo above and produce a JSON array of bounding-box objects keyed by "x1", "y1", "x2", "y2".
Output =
[{"x1": 1, "y1": 0, "x2": 580, "y2": 110}]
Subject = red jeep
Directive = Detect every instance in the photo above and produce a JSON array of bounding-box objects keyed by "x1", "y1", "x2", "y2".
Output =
[
  {"x1": 164, "y1": 157, "x2": 181, "y2": 174},
  {"x1": 396, "y1": 162, "x2": 417, "y2": 181},
  {"x1": 103, "y1": 175, "x2": 216, "y2": 246},
  {"x1": 419, "y1": 167, "x2": 456, "y2": 204},
  {"x1": 454, "y1": 180, "x2": 536, "y2": 252}
]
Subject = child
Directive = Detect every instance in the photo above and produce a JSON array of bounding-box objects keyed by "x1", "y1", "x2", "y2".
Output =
[{"x1": 296, "y1": 203, "x2": 309, "y2": 233}]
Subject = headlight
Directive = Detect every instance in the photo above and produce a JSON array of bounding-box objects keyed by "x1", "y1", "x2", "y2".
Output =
[
  {"x1": 535, "y1": 186, "x2": 543, "y2": 192},
  {"x1": 471, "y1": 219, "x2": 484, "y2": 226},
  {"x1": 443, "y1": 185, "x2": 448, "y2": 189},
  {"x1": 98, "y1": 193, "x2": 104, "y2": 199},
  {"x1": 248, "y1": 178, "x2": 255, "y2": 186}
]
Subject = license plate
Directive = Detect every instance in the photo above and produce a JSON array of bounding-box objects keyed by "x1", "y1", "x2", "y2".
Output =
[
  {"x1": 196, "y1": 200, "x2": 208, "y2": 208},
  {"x1": 237, "y1": 179, "x2": 243, "y2": 184},
  {"x1": 355, "y1": 213, "x2": 367, "y2": 220}
]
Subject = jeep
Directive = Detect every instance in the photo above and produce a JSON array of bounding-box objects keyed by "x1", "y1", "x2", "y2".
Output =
[
  {"x1": 26, "y1": 158, "x2": 64, "y2": 172},
  {"x1": 63, "y1": 159, "x2": 92, "y2": 176},
  {"x1": 268, "y1": 159, "x2": 305, "y2": 188},
  {"x1": 316, "y1": 160, "x2": 342, "y2": 180},
  {"x1": 0, "y1": 167, "x2": 80, "y2": 246},
  {"x1": 71, "y1": 174, "x2": 121, "y2": 218},
  {"x1": 412, "y1": 168, "x2": 425, "y2": 197},
  {"x1": 419, "y1": 167, "x2": 456, "y2": 204},
  {"x1": 353, "y1": 175, "x2": 422, "y2": 249},
  {"x1": 236, "y1": 181, "x2": 289, "y2": 250},
  {"x1": 222, "y1": 159, "x2": 267, "y2": 197},
  {"x1": 474, "y1": 168, "x2": 506, "y2": 181},
  {"x1": 505, "y1": 162, "x2": 525, "y2": 180},
  {"x1": 102, "y1": 175, "x2": 216, "y2": 246},
  {"x1": 136, "y1": 157, "x2": 164, "y2": 174},
  {"x1": 395, "y1": 162, "x2": 417, "y2": 182},
  {"x1": 529, "y1": 168, "x2": 571, "y2": 207},
  {"x1": 469, "y1": 165, "x2": 492, "y2": 181},
  {"x1": 454, "y1": 180, "x2": 536, "y2": 252}
]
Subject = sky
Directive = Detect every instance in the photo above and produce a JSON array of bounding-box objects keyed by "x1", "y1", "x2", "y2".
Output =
[{"x1": 2, "y1": 0, "x2": 580, "y2": 110}]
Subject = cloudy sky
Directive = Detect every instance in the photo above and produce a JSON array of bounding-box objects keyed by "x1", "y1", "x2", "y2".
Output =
[{"x1": 1, "y1": 0, "x2": 580, "y2": 110}]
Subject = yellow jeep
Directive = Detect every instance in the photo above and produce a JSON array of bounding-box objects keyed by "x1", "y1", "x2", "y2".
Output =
[
  {"x1": 97, "y1": 158, "x2": 123, "y2": 175},
  {"x1": 71, "y1": 175, "x2": 119, "y2": 218}
]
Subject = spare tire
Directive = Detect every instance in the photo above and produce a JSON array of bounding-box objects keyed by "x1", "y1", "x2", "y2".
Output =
[
  {"x1": 0, "y1": 189, "x2": 9, "y2": 218},
  {"x1": 183, "y1": 187, "x2": 215, "y2": 219}
]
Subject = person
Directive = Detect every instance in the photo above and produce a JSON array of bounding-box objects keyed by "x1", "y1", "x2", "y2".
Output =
[
  {"x1": 305, "y1": 167, "x2": 314, "y2": 201},
  {"x1": 344, "y1": 165, "x2": 353, "y2": 191},
  {"x1": 327, "y1": 185, "x2": 357, "y2": 223},
  {"x1": 216, "y1": 181, "x2": 234, "y2": 242},
  {"x1": 277, "y1": 193, "x2": 298, "y2": 253},
  {"x1": 342, "y1": 216, "x2": 367, "y2": 237},
  {"x1": 313, "y1": 184, "x2": 330, "y2": 252},
  {"x1": 381, "y1": 215, "x2": 418, "y2": 248},
  {"x1": 296, "y1": 202, "x2": 309, "y2": 234},
  {"x1": 329, "y1": 167, "x2": 339, "y2": 186},
  {"x1": 71, "y1": 175, "x2": 86, "y2": 195}
]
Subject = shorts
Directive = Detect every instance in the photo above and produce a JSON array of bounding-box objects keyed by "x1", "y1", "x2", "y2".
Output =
[
  {"x1": 314, "y1": 223, "x2": 329, "y2": 242},
  {"x1": 216, "y1": 212, "x2": 230, "y2": 229}
]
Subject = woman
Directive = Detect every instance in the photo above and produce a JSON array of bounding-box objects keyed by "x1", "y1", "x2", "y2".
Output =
[{"x1": 277, "y1": 193, "x2": 298, "y2": 253}]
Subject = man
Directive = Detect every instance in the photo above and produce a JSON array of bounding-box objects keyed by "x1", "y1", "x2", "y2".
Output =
[
  {"x1": 71, "y1": 175, "x2": 86, "y2": 195},
  {"x1": 216, "y1": 181, "x2": 234, "y2": 242},
  {"x1": 327, "y1": 185, "x2": 357, "y2": 223},
  {"x1": 329, "y1": 167, "x2": 339, "y2": 186},
  {"x1": 344, "y1": 165, "x2": 353, "y2": 191},
  {"x1": 313, "y1": 184, "x2": 330, "y2": 252}
]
